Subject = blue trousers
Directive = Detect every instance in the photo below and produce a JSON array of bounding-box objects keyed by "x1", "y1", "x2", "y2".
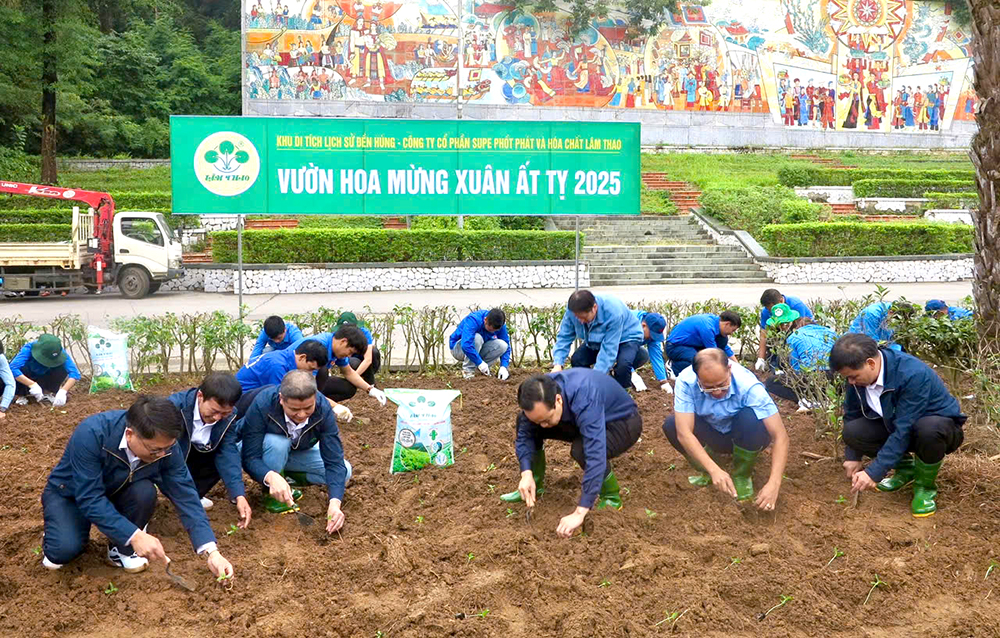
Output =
[
  {"x1": 665, "y1": 334, "x2": 730, "y2": 376},
  {"x1": 661, "y1": 407, "x2": 771, "y2": 454},
  {"x1": 571, "y1": 341, "x2": 649, "y2": 389},
  {"x1": 42, "y1": 479, "x2": 157, "y2": 564},
  {"x1": 242, "y1": 434, "x2": 353, "y2": 487}
]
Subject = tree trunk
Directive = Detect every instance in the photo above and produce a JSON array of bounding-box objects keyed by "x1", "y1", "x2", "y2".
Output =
[
  {"x1": 969, "y1": 0, "x2": 1000, "y2": 339},
  {"x1": 40, "y1": 0, "x2": 57, "y2": 184}
]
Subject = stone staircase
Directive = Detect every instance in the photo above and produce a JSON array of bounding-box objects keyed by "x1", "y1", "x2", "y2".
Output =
[
  {"x1": 642, "y1": 172, "x2": 702, "y2": 212},
  {"x1": 551, "y1": 215, "x2": 772, "y2": 285},
  {"x1": 829, "y1": 202, "x2": 858, "y2": 215}
]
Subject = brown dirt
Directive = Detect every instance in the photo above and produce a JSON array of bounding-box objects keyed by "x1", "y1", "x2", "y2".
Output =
[{"x1": 1, "y1": 370, "x2": 999, "y2": 638}]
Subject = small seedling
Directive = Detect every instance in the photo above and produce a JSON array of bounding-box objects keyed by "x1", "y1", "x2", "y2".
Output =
[
  {"x1": 654, "y1": 610, "x2": 686, "y2": 627},
  {"x1": 415, "y1": 515, "x2": 425, "y2": 524},
  {"x1": 104, "y1": 582, "x2": 119, "y2": 595},
  {"x1": 835, "y1": 495, "x2": 848, "y2": 505},
  {"x1": 505, "y1": 508, "x2": 515, "y2": 518},
  {"x1": 361, "y1": 443, "x2": 370, "y2": 450},
  {"x1": 725, "y1": 557, "x2": 742, "y2": 570},
  {"x1": 466, "y1": 552, "x2": 475, "y2": 564},
  {"x1": 647, "y1": 449, "x2": 655, "y2": 456},
  {"x1": 985, "y1": 559, "x2": 998, "y2": 580},
  {"x1": 459, "y1": 447, "x2": 467, "y2": 456},
  {"x1": 226, "y1": 524, "x2": 239, "y2": 536},
  {"x1": 644, "y1": 508, "x2": 658, "y2": 519},
  {"x1": 758, "y1": 594, "x2": 792, "y2": 620},
  {"x1": 476, "y1": 609, "x2": 490, "y2": 619},
  {"x1": 598, "y1": 578, "x2": 611, "y2": 588},
  {"x1": 20, "y1": 447, "x2": 27, "y2": 453},
  {"x1": 216, "y1": 573, "x2": 231, "y2": 583},
  {"x1": 666, "y1": 463, "x2": 676, "y2": 471},
  {"x1": 0, "y1": 445, "x2": 10, "y2": 451},
  {"x1": 824, "y1": 547, "x2": 845, "y2": 569},
  {"x1": 622, "y1": 486, "x2": 631, "y2": 496},
  {"x1": 487, "y1": 484, "x2": 496, "y2": 494},
  {"x1": 412, "y1": 475, "x2": 420, "y2": 484},
  {"x1": 484, "y1": 463, "x2": 496, "y2": 473},
  {"x1": 32, "y1": 546, "x2": 41, "y2": 556},
  {"x1": 863, "y1": 573, "x2": 888, "y2": 605},
  {"x1": 375, "y1": 632, "x2": 384, "y2": 638}
]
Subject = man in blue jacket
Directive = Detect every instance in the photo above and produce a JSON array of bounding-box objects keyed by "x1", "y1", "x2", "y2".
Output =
[
  {"x1": 449, "y1": 308, "x2": 512, "y2": 380},
  {"x1": 755, "y1": 289, "x2": 813, "y2": 372},
  {"x1": 830, "y1": 333, "x2": 966, "y2": 517},
  {"x1": 847, "y1": 301, "x2": 915, "y2": 351},
  {"x1": 236, "y1": 339, "x2": 329, "y2": 393},
  {"x1": 664, "y1": 311, "x2": 741, "y2": 376},
  {"x1": 249, "y1": 315, "x2": 304, "y2": 360},
  {"x1": 551, "y1": 290, "x2": 646, "y2": 389},
  {"x1": 239, "y1": 370, "x2": 352, "y2": 533},
  {"x1": 334, "y1": 311, "x2": 382, "y2": 387},
  {"x1": 169, "y1": 372, "x2": 251, "y2": 525},
  {"x1": 292, "y1": 325, "x2": 388, "y2": 407},
  {"x1": 761, "y1": 303, "x2": 838, "y2": 410},
  {"x1": 635, "y1": 310, "x2": 669, "y2": 393},
  {"x1": 500, "y1": 369, "x2": 642, "y2": 538},
  {"x1": 8, "y1": 333, "x2": 80, "y2": 408},
  {"x1": 41, "y1": 395, "x2": 234, "y2": 578},
  {"x1": 924, "y1": 299, "x2": 974, "y2": 321}
]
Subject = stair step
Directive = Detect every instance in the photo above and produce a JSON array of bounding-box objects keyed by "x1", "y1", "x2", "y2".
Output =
[
  {"x1": 585, "y1": 258, "x2": 754, "y2": 266},
  {"x1": 590, "y1": 276, "x2": 773, "y2": 285}
]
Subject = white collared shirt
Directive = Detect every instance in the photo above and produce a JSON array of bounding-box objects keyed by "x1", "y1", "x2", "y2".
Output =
[
  {"x1": 190, "y1": 398, "x2": 216, "y2": 448},
  {"x1": 285, "y1": 412, "x2": 308, "y2": 441},
  {"x1": 865, "y1": 352, "x2": 886, "y2": 417},
  {"x1": 119, "y1": 430, "x2": 142, "y2": 471}
]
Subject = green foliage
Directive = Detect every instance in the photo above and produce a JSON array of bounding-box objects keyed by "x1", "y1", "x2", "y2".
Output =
[
  {"x1": 210, "y1": 229, "x2": 578, "y2": 264},
  {"x1": 853, "y1": 179, "x2": 976, "y2": 199},
  {"x1": 779, "y1": 199, "x2": 824, "y2": 224},
  {"x1": 0, "y1": 223, "x2": 72, "y2": 242},
  {"x1": 0, "y1": 148, "x2": 38, "y2": 181},
  {"x1": 777, "y1": 166, "x2": 976, "y2": 187},
  {"x1": 0, "y1": 191, "x2": 170, "y2": 210},
  {"x1": 891, "y1": 311, "x2": 977, "y2": 373},
  {"x1": 760, "y1": 222, "x2": 973, "y2": 257},
  {"x1": 922, "y1": 191, "x2": 980, "y2": 210},
  {"x1": 0, "y1": 209, "x2": 74, "y2": 224},
  {"x1": 640, "y1": 184, "x2": 678, "y2": 215},
  {"x1": 699, "y1": 185, "x2": 800, "y2": 235},
  {"x1": 296, "y1": 216, "x2": 387, "y2": 229}
]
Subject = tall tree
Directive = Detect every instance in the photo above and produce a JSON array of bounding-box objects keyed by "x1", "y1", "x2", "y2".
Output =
[{"x1": 40, "y1": 0, "x2": 57, "y2": 183}]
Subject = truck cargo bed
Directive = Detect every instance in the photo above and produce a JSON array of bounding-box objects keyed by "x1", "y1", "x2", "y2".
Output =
[{"x1": 0, "y1": 208, "x2": 93, "y2": 269}]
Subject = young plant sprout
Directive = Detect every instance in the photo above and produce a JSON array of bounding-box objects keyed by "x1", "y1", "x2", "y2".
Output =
[
  {"x1": 835, "y1": 495, "x2": 848, "y2": 505},
  {"x1": 505, "y1": 508, "x2": 515, "y2": 518},
  {"x1": 466, "y1": 552, "x2": 475, "y2": 563},
  {"x1": 824, "y1": 547, "x2": 845, "y2": 569},
  {"x1": 725, "y1": 557, "x2": 742, "y2": 570},
  {"x1": 487, "y1": 484, "x2": 496, "y2": 494},
  {"x1": 986, "y1": 559, "x2": 999, "y2": 580},
  {"x1": 644, "y1": 508, "x2": 658, "y2": 519},
  {"x1": 476, "y1": 609, "x2": 490, "y2": 618},
  {"x1": 226, "y1": 524, "x2": 239, "y2": 536},
  {"x1": 415, "y1": 515, "x2": 425, "y2": 524},
  {"x1": 598, "y1": 578, "x2": 611, "y2": 588},
  {"x1": 653, "y1": 610, "x2": 687, "y2": 628},
  {"x1": 864, "y1": 573, "x2": 888, "y2": 605},
  {"x1": 758, "y1": 595, "x2": 793, "y2": 620},
  {"x1": 484, "y1": 463, "x2": 496, "y2": 472},
  {"x1": 104, "y1": 582, "x2": 119, "y2": 595}
]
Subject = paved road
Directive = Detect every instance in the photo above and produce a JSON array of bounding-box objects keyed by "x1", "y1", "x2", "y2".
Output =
[{"x1": 3, "y1": 281, "x2": 973, "y2": 327}]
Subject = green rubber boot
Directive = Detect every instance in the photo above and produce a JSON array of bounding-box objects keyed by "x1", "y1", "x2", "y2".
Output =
[
  {"x1": 284, "y1": 471, "x2": 310, "y2": 487},
  {"x1": 911, "y1": 457, "x2": 942, "y2": 518},
  {"x1": 500, "y1": 449, "x2": 546, "y2": 502},
  {"x1": 594, "y1": 469, "x2": 623, "y2": 510},
  {"x1": 876, "y1": 454, "x2": 915, "y2": 493},
  {"x1": 731, "y1": 444, "x2": 760, "y2": 502},
  {"x1": 263, "y1": 488, "x2": 303, "y2": 514},
  {"x1": 685, "y1": 447, "x2": 721, "y2": 487}
]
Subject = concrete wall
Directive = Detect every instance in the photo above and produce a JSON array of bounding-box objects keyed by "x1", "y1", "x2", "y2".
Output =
[{"x1": 59, "y1": 159, "x2": 171, "y2": 171}]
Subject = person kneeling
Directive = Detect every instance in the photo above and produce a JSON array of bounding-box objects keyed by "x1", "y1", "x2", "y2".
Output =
[
  {"x1": 662, "y1": 349, "x2": 789, "y2": 511},
  {"x1": 41, "y1": 396, "x2": 234, "y2": 578},
  {"x1": 500, "y1": 368, "x2": 642, "y2": 538},
  {"x1": 239, "y1": 370, "x2": 352, "y2": 534}
]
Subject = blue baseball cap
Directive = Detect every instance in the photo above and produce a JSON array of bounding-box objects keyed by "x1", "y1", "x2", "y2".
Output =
[
  {"x1": 925, "y1": 300, "x2": 948, "y2": 312},
  {"x1": 643, "y1": 313, "x2": 666, "y2": 341}
]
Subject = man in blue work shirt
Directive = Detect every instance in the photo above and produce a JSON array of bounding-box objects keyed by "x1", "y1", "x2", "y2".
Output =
[
  {"x1": 41, "y1": 395, "x2": 234, "y2": 579},
  {"x1": 848, "y1": 301, "x2": 915, "y2": 351},
  {"x1": 8, "y1": 334, "x2": 80, "y2": 408},
  {"x1": 830, "y1": 333, "x2": 965, "y2": 517},
  {"x1": 551, "y1": 289, "x2": 646, "y2": 390},
  {"x1": 664, "y1": 311, "x2": 742, "y2": 377},
  {"x1": 236, "y1": 339, "x2": 329, "y2": 394},
  {"x1": 662, "y1": 349, "x2": 789, "y2": 510},
  {"x1": 249, "y1": 315, "x2": 304, "y2": 360},
  {"x1": 924, "y1": 299, "x2": 974, "y2": 321},
  {"x1": 239, "y1": 370, "x2": 352, "y2": 532},
  {"x1": 449, "y1": 308, "x2": 511, "y2": 380},
  {"x1": 169, "y1": 372, "x2": 251, "y2": 524},
  {"x1": 292, "y1": 325, "x2": 388, "y2": 407},
  {"x1": 500, "y1": 368, "x2": 643, "y2": 538},
  {"x1": 335, "y1": 312, "x2": 382, "y2": 388},
  {"x1": 755, "y1": 289, "x2": 813, "y2": 372},
  {"x1": 761, "y1": 303, "x2": 838, "y2": 410},
  {"x1": 635, "y1": 310, "x2": 670, "y2": 393}
]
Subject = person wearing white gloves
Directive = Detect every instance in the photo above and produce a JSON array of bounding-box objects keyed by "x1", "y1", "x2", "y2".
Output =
[
  {"x1": 239, "y1": 370, "x2": 353, "y2": 527},
  {"x1": 633, "y1": 310, "x2": 672, "y2": 394},
  {"x1": 448, "y1": 309, "x2": 512, "y2": 380},
  {"x1": 756, "y1": 289, "x2": 814, "y2": 373},
  {"x1": 290, "y1": 324, "x2": 389, "y2": 407},
  {"x1": 8, "y1": 334, "x2": 79, "y2": 410}
]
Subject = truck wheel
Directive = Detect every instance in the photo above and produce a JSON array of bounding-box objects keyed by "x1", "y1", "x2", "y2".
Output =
[
  {"x1": 148, "y1": 282, "x2": 161, "y2": 294},
  {"x1": 118, "y1": 267, "x2": 151, "y2": 299}
]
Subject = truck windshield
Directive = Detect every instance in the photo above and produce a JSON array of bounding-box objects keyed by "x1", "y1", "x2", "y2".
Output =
[{"x1": 155, "y1": 214, "x2": 179, "y2": 243}]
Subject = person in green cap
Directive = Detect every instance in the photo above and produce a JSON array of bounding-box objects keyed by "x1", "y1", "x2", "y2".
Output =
[
  {"x1": 761, "y1": 303, "x2": 839, "y2": 412},
  {"x1": 332, "y1": 312, "x2": 381, "y2": 387},
  {"x1": 500, "y1": 369, "x2": 642, "y2": 538},
  {"x1": 661, "y1": 348, "x2": 789, "y2": 511},
  {"x1": 8, "y1": 334, "x2": 80, "y2": 408}
]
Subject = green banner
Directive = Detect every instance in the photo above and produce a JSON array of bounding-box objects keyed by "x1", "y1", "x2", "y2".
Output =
[{"x1": 169, "y1": 116, "x2": 640, "y2": 215}]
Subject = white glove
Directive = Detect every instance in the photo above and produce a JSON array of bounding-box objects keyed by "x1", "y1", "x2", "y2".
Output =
[
  {"x1": 53, "y1": 389, "x2": 67, "y2": 407},
  {"x1": 630, "y1": 369, "x2": 647, "y2": 392},
  {"x1": 368, "y1": 386, "x2": 387, "y2": 406},
  {"x1": 497, "y1": 366, "x2": 509, "y2": 381},
  {"x1": 661, "y1": 382, "x2": 673, "y2": 395},
  {"x1": 28, "y1": 383, "x2": 44, "y2": 401},
  {"x1": 333, "y1": 403, "x2": 353, "y2": 423},
  {"x1": 477, "y1": 361, "x2": 490, "y2": 376},
  {"x1": 754, "y1": 357, "x2": 767, "y2": 372}
]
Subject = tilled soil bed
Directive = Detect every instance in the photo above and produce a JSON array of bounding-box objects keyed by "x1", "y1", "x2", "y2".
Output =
[{"x1": 0, "y1": 370, "x2": 998, "y2": 637}]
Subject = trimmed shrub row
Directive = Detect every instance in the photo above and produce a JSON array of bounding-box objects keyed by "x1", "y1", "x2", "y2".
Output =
[
  {"x1": 210, "y1": 229, "x2": 579, "y2": 263},
  {"x1": 0, "y1": 191, "x2": 172, "y2": 211},
  {"x1": 777, "y1": 166, "x2": 976, "y2": 187},
  {"x1": 853, "y1": 179, "x2": 975, "y2": 199},
  {"x1": 760, "y1": 222, "x2": 973, "y2": 257},
  {"x1": 699, "y1": 185, "x2": 806, "y2": 235},
  {"x1": 923, "y1": 191, "x2": 980, "y2": 210},
  {"x1": 0, "y1": 223, "x2": 73, "y2": 242}
]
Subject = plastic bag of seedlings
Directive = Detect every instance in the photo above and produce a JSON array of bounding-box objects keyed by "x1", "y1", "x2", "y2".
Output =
[
  {"x1": 88, "y1": 326, "x2": 134, "y2": 393},
  {"x1": 386, "y1": 388, "x2": 461, "y2": 474}
]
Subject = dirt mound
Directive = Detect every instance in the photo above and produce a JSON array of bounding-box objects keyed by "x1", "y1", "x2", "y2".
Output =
[{"x1": 1, "y1": 371, "x2": 998, "y2": 637}]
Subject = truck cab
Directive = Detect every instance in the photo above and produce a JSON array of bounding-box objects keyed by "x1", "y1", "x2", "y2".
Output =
[{"x1": 109, "y1": 211, "x2": 183, "y2": 297}]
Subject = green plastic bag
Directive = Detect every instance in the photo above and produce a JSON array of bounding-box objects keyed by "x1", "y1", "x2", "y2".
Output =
[
  {"x1": 386, "y1": 388, "x2": 461, "y2": 474},
  {"x1": 88, "y1": 326, "x2": 134, "y2": 393}
]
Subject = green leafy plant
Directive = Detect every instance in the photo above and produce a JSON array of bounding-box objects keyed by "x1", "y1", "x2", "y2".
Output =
[
  {"x1": 824, "y1": 548, "x2": 845, "y2": 569},
  {"x1": 863, "y1": 574, "x2": 888, "y2": 605},
  {"x1": 505, "y1": 508, "x2": 515, "y2": 519},
  {"x1": 104, "y1": 582, "x2": 119, "y2": 595},
  {"x1": 986, "y1": 559, "x2": 999, "y2": 580},
  {"x1": 466, "y1": 552, "x2": 475, "y2": 564},
  {"x1": 760, "y1": 221, "x2": 973, "y2": 258},
  {"x1": 487, "y1": 484, "x2": 496, "y2": 494},
  {"x1": 484, "y1": 463, "x2": 496, "y2": 473},
  {"x1": 725, "y1": 557, "x2": 742, "y2": 570},
  {"x1": 853, "y1": 178, "x2": 974, "y2": 199},
  {"x1": 226, "y1": 524, "x2": 239, "y2": 536},
  {"x1": 31, "y1": 546, "x2": 41, "y2": 556},
  {"x1": 758, "y1": 594, "x2": 793, "y2": 620},
  {"x1": 598, "y1": 578, "x2": 611, "y2": 588},
  {"x1": 476, "y1": 609, "x2": 490, "y2": 619},
  {"x1": 644, "y1": 508, "x2": 658, "y2": 519},
  {"x1": 777, "y1": 166, "x2": 974, "y2": 188},
  {"x1": 653, "y1": 610, "x2": 688, "y2": 628},
  {"x1": 835, "y1": 495, "x2": 848, "y2": 505},
  {"x1": 415, "y1": 515, "x2": 425, "y2": 524}
]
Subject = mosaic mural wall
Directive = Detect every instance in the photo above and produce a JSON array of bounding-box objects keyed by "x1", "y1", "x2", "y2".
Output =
[{"x1": 243, "y1": 0, "x2": 976, "y2": 132}]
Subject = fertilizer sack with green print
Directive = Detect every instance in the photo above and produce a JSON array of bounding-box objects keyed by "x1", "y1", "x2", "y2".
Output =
[
  {"x1": 88, "y1": 326, "x2": 134, "y2": 393},
  {"x1": 386, "y1": 388, "x2": 461, "y2": 474}
]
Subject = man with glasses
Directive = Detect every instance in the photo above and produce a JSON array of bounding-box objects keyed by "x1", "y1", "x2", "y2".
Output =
[
  {"x1": 661, "y1": 349, "x2": 789, "y2": 510},
  {"x1": 40, "y1": 395, "x2": 235, "y2": 578}
]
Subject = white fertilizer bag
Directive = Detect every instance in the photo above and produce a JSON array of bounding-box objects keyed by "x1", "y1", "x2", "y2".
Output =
[
  {"x1": 88, "y1": 326, "x2": 134, "y2": 393},
  {"x1": 386, "y1": 388, "x2": 461, "y2": 474}
]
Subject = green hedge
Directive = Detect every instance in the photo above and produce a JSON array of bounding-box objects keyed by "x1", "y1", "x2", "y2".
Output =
[
  {"x1": 0, "y1": 209, "x2": 74, "y2": 224},
  {"x1": 294, "y1": 216, "x2": 387, "y2": 229},
  {"x1": 853, "y1": 179, "x2": 975, "y2": 199},
  {"x1": 210, "y1": 229, "x2": 579, "y2": 263},
  {"x1": 923, "y1": 191, "x2": 980, "y2": 210},
  {"x1": 0, "y1": 191, "x2": 171, "y2": 211},
  {"x1": 760, "y1": 222, "x2": 973, "y2": 257},
  {"x1": 779, "y1": 199, "x2": 824, "y2": 224},
  {"x1": 0, "y1": 223, "x2": 73, "y2": 242},
  {"x1": 699, "y1": 185, "x2": 800, "y2": 235},
  {"x1": 777, "y1": 166, "x2": 976, "y2": 187}
]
